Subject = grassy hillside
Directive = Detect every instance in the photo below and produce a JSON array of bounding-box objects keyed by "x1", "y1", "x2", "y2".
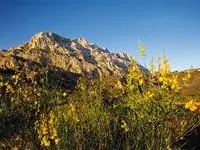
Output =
[
  {"x1": 1, "y1": 40, "x2": 200, "y2": 149},
  {"x1": 0, "y1": 53, "x2": 200, "y2": 149}
]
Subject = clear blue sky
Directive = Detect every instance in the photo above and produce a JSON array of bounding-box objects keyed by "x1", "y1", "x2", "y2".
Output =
[{"x1": 1, "y1": 0, "x2": 200, "y2": 70}]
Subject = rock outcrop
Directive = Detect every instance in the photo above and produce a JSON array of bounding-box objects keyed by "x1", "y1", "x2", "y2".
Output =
[{"x1": 0, "y1": 32, "x2": 132, "y2": 80}]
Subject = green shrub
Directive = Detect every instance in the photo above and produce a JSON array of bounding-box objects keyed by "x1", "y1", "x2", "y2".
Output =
[{"x1": 0, "y1": 46, "x2": 199, "y2": 149}]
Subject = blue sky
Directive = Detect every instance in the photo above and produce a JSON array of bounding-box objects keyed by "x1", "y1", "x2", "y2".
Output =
[{"x1": 0, "y1": 0, "x2": 200, "y2": 70}]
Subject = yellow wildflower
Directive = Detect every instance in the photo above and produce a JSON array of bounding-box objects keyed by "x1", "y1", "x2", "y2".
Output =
[
  {"x1": 41, "y1": 136, "x2": 50, "y2": 147},
  {"x1": 185, "y1": 100, "x2": 197, "y2": 111},
  {"x1": 170, "y1": 75, "x2": 179, "y2": 90},
  {"x1": 121, "y1": 120, "x2": 129, "y2": 132},
  {"x1": 69, "y1": 103, "x2": 75, "y2": 113},
  {"x1": 55, "y1": 138, "x2": 60, "y2": 145},
  {"x1": 129, "y1": 84, "x2": 135, "y2": 91},
  {"x1": 42, "y1": 126, "x2": 48, "y2": 135},
  {"x1": 159, "y1": 76, "x2": 164, "y2": 82},
  {"x1": 144, "y1": 91, "x2": 154, "y2": 99},
  {"x1": 12, "y1": 75, "x2": 16, "y2": 79},
  {"x1": 139, "y1": 79, "x2": 144, "y2": 86},
  {"x1": 63, "y1": 92, "x2": 67, "y2": 97},
  {"x1": 115, "y1": 81, "x2": 123, "y2": 89},
  {"x1": 50, "y1": 128, "x2": 58, "y2": 139},
  {"x1": 138, "y1": 42, "x2": 146, "y2": 56}
]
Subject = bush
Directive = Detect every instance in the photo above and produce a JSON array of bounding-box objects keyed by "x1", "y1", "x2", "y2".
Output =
[{"x1": 0, "y1": 44, "x2": 199, "y2": 149}]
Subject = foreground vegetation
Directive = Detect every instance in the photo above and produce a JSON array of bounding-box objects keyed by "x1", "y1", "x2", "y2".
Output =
[{"x1": 0, "y1": 46, "x2": 200, "y2": 150}]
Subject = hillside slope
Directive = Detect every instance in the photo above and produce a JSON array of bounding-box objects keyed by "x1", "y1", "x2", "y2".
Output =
[{"x1": 177, "y1": 69, "x2": 200, "y2": 97}]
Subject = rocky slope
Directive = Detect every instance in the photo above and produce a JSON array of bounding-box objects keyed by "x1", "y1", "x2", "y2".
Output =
[
  {"x1": 176, "y1": 69, "x2": 200, "y2": 97},
  {"x1": 0, "y1": 32, "x2": 133, "y2": 87}
]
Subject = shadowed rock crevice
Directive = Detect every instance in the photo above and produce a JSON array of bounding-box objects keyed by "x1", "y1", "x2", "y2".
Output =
[{"x1": 0, "y1": 55, "x2": 80, "y2": 89}]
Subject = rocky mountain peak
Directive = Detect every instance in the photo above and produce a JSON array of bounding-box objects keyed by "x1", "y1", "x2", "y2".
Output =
[
  {"x1": 28, "y1": 32, "x2": 70, "y2": 50},
  {"x1": 0, "y1": 32, "x2": 139, "y2": 82},
  {"x1": 75, "y1": 37, "x2": 88, "y2": 47},
  {"x1": 29, "y1": 32, "x2": 54, "y2": 48},
  {"x1": 30, "y1": 32, "x2": 53, "y2": 42}
]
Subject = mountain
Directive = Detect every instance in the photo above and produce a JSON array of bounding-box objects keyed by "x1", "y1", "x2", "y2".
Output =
[
  {"x1": 0, "y1": 32, "x2": 133, "y2": 87},
  {"x1": 1, "y1": 32, "x2": 199, "y2": 96}
]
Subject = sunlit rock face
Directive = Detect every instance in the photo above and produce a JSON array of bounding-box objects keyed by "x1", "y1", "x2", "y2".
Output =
[{"x1": 0, "y1": 32, "x2": 135, "y2": 79}]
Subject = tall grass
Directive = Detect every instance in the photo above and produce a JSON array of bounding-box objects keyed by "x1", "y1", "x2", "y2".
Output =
[{"x1": 0, "y1": 47, "x2": 199, "y2": 149}]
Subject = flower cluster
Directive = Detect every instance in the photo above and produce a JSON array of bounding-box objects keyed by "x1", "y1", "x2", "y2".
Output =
[
  {"x1": 185, "y1": 99, "x2": 197, "y2": 111},
  {"x1": 36, "y1": 111, "x2": 60, "y2": 147}
]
